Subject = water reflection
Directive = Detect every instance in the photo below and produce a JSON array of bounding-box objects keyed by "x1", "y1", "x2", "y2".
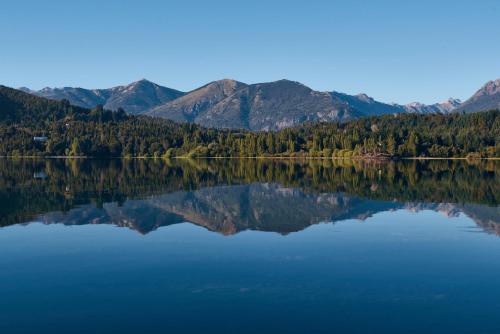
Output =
[{"x1": 0, "y1": 158, "x2": 498, "y2": 235}]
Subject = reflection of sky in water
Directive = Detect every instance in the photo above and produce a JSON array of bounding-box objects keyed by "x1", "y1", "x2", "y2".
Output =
[{"x1": 1, "y1": 209, "x2": 500, "y2": 334}]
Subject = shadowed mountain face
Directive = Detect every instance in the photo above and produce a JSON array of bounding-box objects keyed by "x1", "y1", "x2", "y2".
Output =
[
  {"x1": 0, "y1": 158, "x2": 498, "y2": 236},
  {"x1": 22, "y1": 79, "x2": 184, "y2": 115}
]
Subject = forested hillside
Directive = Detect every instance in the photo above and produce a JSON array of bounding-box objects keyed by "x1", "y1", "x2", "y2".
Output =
[{"x1": 1, "y1": 85, "x2": 499, "y2": 158}]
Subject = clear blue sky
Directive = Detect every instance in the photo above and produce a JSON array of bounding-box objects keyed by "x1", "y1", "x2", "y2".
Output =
[{"x1": 1, "y1": 0, "x2": 498, "y2": 104}]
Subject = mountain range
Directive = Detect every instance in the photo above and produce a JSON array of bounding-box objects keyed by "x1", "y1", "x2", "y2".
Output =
[{"x1": 20, "y1": 78, "x2": 500, "y2": 130}]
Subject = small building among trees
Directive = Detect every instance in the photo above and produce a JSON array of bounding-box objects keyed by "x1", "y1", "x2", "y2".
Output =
[{"x1": 33, "y1": 136, "x2": 48, "y2": 142}]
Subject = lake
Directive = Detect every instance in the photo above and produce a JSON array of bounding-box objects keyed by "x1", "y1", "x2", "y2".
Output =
[{"x1": 0, "y1": 158, "x2": 499, "y2": 333}]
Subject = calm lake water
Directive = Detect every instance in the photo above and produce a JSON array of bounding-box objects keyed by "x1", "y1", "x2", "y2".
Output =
[{"x1": 0, "y1": 158, "x2": 499, "y2": 333}]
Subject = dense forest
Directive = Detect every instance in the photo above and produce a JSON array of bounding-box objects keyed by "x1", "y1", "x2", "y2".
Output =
[{"x1": 1, "y1": 85, "x2": 499, "y2": 158}]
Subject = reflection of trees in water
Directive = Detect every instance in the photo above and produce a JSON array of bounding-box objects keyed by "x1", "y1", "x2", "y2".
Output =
[{"x1": 0, "y1": 158, "x2": 498, "y2": 232}]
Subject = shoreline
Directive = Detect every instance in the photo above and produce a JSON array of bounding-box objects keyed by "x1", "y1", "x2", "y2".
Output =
[{"x1": 0, "y1": 155, "x2": 499, "y2": 161}]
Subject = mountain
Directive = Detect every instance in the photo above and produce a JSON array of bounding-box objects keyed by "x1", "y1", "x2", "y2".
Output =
[
  {"x1": 23, "y1": 79, "x2": 184, "y2": 115},
  {"x1": 148, "y1": 79, "x2": 359, "y2": 130},
  {"x1": 455, "y1": 79, "x2": 500, "y2": 113},
  {"x1": 102, "y1": 79, "x2": 184, "y2": 114},
  {"x1": 147, "y1": 79, "x2": 248, "y2": 124}
]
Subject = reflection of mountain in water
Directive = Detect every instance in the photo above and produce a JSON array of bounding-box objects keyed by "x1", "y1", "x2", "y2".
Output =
[
  {"x1": 0, "y1": 158, "x2": 498, "y2": 235},
  {"x1": 36, "y1": 183, "x2": 500, "y2": 236}
]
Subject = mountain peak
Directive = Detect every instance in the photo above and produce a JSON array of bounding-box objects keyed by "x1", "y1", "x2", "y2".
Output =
[
  {"x1": 355, "y1": 93, "x2": 375, "y2": 103},
  {"x1": 18, "y1": 87, "x2": 33, "y2": 93},
  {"x1": 201, "y1": 79, "x2": 247, "y2": 95},
  {"x1": 124, "y1": 79, "x2": 158, "y2": 90},
  {"x1": 442, "y1": 98, "x2": 462, "y2": 106},
  {"x1": 268, "y1": 79, "x2": 309, "y2": 87},
  {"x1": 133, "y1": 78, "x2": 153, "y2": 84},
  {"x1": 211, "y1": 78, "x2": 241, "y2": 84},
  {"x1": 455, "y1": 78, "x2": 500, "y2": 113},
  {"x1": 477, "y1": 78, "x2": 500, "y2": 96},
  {"x1": 275, "y1": 79, "x2": 301, "y2": 84},
  {"x1": 207, "y1": 79, "x2": 245, "y2": 88}
]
